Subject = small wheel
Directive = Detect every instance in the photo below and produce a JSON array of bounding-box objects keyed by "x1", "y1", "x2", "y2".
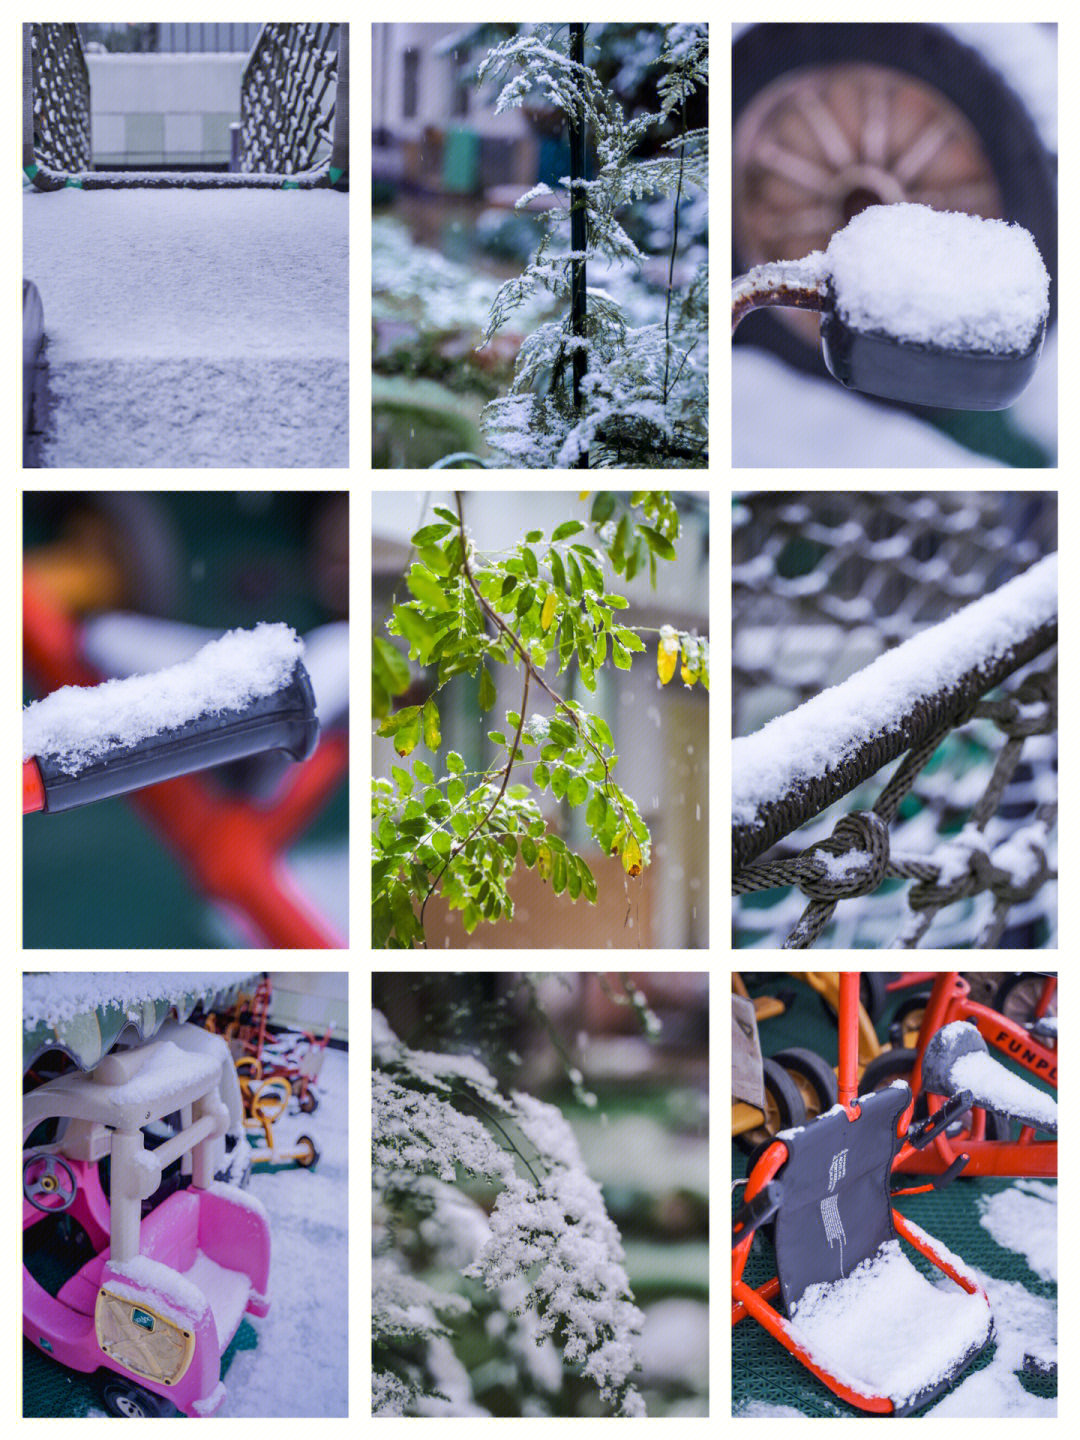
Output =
[
  {"x1": 298, "y1": 1089, "x2": 319, "y2": 1114},
  {"x1": 993, "y1": 973, "x2": 1057, "y2": 1026},
  {"x1": 771, "y1": 1047, "x2": 839, "y2": 1119},
  {"x1": 102, "y1": 1380, "x2": 174, "y2": 1417},
  {"x1": 23, "y1": 1152, "x2": 78, "y2": 1213},
  {"x1": 735, "y1": 1056, "x2": 808, "y2": 1154},
  {"x1": 295, "y1": 1135, "x2": 320, "y2": 1169},
  {"x1": 887, "y1": 991, "x2": 932, "y2": 1049},
  {"x1": 235, "y1": 1056, "x2": 262, "y2": 1106}
]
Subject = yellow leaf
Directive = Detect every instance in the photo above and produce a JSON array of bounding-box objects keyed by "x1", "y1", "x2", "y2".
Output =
[
  {"x1": 657, "y1": 635, "x2": 678, "y2": 685},
  {"x1": 680, "y1": 655, "x2": 698, "y2": 687},
  {"x1": 578, "y1": 491, "x2": 589, "y2": 501},
  {"x1": 540, "y1": 591, "x2": 558, "y2": 632},
  {"x1": 621, "y1": 835, "x2": 643, "y2": 877},
  {"x1": 537, "y1": 845, "x2": 553, "y2": 882}
]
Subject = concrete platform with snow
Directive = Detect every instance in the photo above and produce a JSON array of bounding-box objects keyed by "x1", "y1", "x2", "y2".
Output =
[{"x1": 24, "y1": 189, "x2": 348, "y2": 468}]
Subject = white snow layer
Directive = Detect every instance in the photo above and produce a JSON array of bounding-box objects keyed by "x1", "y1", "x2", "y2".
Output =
[
  {"x1": 23, "y1": 971, "x2": 254, "y2": 1028},
  {"x1": 24, "y1": 189, "x2": 347, "y2": 466},
  {"x1": 733, "y1": 554, "x2": 1056, "y2": 828},
  {"x1": 826, "y1": 205, "x2": 1049, "y2": 353},
  {"x1": 978, "y1": 1181, "x2": 1057, "y2": 1282},
  {"x1": 23, "y1": 622, "x2": 303, "y2": 775},
  {"x1": 789, "y1": 1239, "x2": 991, "y2": 1407},
  {"x1": 948, "y1": 1047, "x2": 1057, "y2": 1129}
]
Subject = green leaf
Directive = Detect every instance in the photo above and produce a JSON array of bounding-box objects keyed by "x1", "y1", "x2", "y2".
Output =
[
  {"x1": 551, "y1": 519, "x2": 585, "y2": 542},
  {"x1": 451, "y1": 812, "x2": 473, "y2": 838},
  {"x1": 372, "y1": 635, "x2": 411, "y2": 699},
  {"x1": 521, "y1": 835, "x2": 538, "y2": 867},
  {"x1": 432, "y1": 505, "x2": 460, "y2": 525},
  {"x1": 413, "y1": 760, "x2": 435, "y2": 785},
  {"x1": 550, "y1": 766, "x2": 567, "y2": 800},
  {"x1": 392, "y1": 604, "x2": 439, "y2": 665},
  {"x1": 422, "y1": 698, "x2": 441, "y2": 750},
  {"x1": 448, "y1": 777, "x2": 465, "y2": 805},
  {"x1": 525, "y1": 529, "x2": 543, "y2": 542},
  {"x1": 377, "y1": 705, "x2": 420, "y2": 738},
  {"x1": 533, "y1": 762, "x2": 550, "y2": 789},
  {"x1": 488, "y1": 730, "x2": 506, "y2": 745},
  {"x1": 515, "y1": 584, "x2": 535, "y2": 617},
  {"x1": 500, "y1": 574, "x2": 517, "y2": 597},
  {"x1": 478, "y1": 666, "x2": 496, "y2": 711},
  {"x1": 566, "y1": 775, "x2": 589, "y2": 807},
  {"x1": 615, "y1": 627, "x2": 645, "y2": 652},
  {"x1": 591, "y1": 492, "x2": 615, "y2": 524},
  {"x1": 411, "y1": 522, "x2": 453, "y2": 546},
  {"x1": 586, "y1": 789, "x2": 607, "y2": 830},
  {"x1": 603, "y1": 593, "x2": 630, "y2": 609},
  {"x1": 463, "y1": 900, "x2": 480, "y2": 934},
  {"x1": 567, "y1": 856, "x2": 582, "y2": 900},
  {"x1": 432, "y1": 830, "x2": 453, "y2": 856},
  {"x1": 406, "y1": 564, "x2": 450, "y2": 609},
  {"x1": 638, "y1": 524, "x2": 677, "y2": 561},
  {"x1": 578, "y1": 856, "x2": 598, "y2": 902},
  {"x1": 391, "y1": 765, "x2": 414, "y2": 797},
  {"x1": 522, "y1": 546, "x2": 539, "y2": 577},
  {"x1": 612, "y1": 639, "x2": 631, "y2": 670},
  {"x1": 593, "y1": 630, "x2": 608, "y2": 666},
  {"x1": 566, "y1": 551, "x2": 583, "y2": 599},
  {"x1": 552, "y1": 849, "x2": 568, "y2": 895},
  {"x1": 591, "y1": 715, "x2": 614, "y2": 749},
  {"x1": 549, "y1": 547, "x2": 567, "y2": 592},
  {"x1": 446, "y1": 751, "x2": 464, "y2": 774}
]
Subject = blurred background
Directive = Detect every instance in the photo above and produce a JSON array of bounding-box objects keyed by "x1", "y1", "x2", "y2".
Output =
[
  {"x1": 732, "y1": 22, "x2": 1057, "y2": 467},
  {"x1": 373, "y1": 490, "x2": 708, "y2": 947},
  {"x1": 373, "y1": 970, "x2": 709, "y2": 1417},
  {"x1": 372, "y1": 23, "x2": 708, "y2": 467},
  {"x1": 733, "y1": 491, "x2": 1057, "y2": 947},
  {"x1": 22, "y1": 492, "x2": 348, "y2": 948}
]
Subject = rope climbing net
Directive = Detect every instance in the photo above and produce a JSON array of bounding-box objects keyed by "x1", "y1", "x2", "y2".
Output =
[
  {"x1": 25, "y1": 24, "x2": 91, "y2": 177},
  {"x1": 24, "y1": 21, "x2": 347, "y2": 189},
  {"x1": 240, "y1": 23, "x2": 344, "y2": 178},
  {"x1": 733, "y1": 493, "x2": 1057, "y2": 949}
]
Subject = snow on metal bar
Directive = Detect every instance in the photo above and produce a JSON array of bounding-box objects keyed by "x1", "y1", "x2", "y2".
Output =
[
  {"x1": 240, "y1": 23, "x2": 346, "y2": 180},
  {"x1": 733, "y1": 555, "x2": 1057, "y2": 868},
  {"x1": 23, "y1": 23, "x2": 91, "y2": 179}
]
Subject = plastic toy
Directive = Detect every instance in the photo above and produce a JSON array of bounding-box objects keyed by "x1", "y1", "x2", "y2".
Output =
[
  {"x1": 236, "y1": 1070, "x2": 320, "y2": 1171},
  {"x1": 23, "y1": 1021, "x2": 271, "y2": 1417},
  {"x1": 733, "y1": 973, "x2": 993, "y2": 1414}
]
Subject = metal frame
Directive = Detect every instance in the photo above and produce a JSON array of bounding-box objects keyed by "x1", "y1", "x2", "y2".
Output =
[{"x1": 24, "y1": 21, "x2": 348, "y2": 190}]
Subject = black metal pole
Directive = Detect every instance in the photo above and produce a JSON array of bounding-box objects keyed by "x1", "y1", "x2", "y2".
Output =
[{"x1": 569, "y1": 22, "x2": 588, "y2": 468}]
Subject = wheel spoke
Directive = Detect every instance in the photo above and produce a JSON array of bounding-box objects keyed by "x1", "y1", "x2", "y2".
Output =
[
  {"x1": 893, "y1": 117, "x2": 954, "y2": 185},
  {"x1": 754, "y1": 139, "x2": 835, "y2": 194},
  {"x1": 792, "y1": 91, "x2": 855, "y2": 169},
  {"x1": 859, "y1": 81, "x2": 891, "y2": 167}
]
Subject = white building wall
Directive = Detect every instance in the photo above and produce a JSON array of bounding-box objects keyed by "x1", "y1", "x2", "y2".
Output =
[{"x1": 87, "y1": 53, "x2": 247, "y2": 166}]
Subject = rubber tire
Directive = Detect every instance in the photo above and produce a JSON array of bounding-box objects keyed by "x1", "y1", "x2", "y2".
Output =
[
  {"x1": 298, "y1": 1090, "x2": 319, "y2": 1114},
  {"x1": 733, "y1": 22, "x2": 1058, "y2": 377},
  {"x1": 992, "y1": 972, "x2": 1057, "y2": 1025},
  {"x1": 102, "y1": 1381, "x2": 175, "y2": 1417},
  {"x1": 295, "y1": 1135, "x2": 320, "y2": 1168},
  {"x1": 887, "y1": 991, "x2": 933, "y2": 1048},
  {"x1": 734, "y1": 1056, "x2": 808, "y2": 1154},
  {"x1": 771, "y1": 1046, "x2": 839, "y2": 1118}
]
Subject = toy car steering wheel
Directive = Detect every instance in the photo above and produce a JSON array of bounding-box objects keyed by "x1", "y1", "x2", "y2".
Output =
[{"x1": 23, "y1": 1151, "x2": 78, "y2": 1213}]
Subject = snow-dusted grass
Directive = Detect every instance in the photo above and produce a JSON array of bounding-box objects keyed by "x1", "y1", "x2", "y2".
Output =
[
  {"x1": 733, "y1": 554, "x2": 1056, "y2": 829},
  {"x1": 24, "y1": 189, "x2": 347, "y2": 466},
  {"x1": 23, "y1": 623, "x2": 302, "y2": 775},
  {"x1": 826, "y1": 205, "x2": 1049, "y2": 354}
]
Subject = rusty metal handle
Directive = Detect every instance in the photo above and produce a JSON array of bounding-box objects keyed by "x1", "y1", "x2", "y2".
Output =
[{"x1": 732, "y1": 262, "x2": 829, "y2": 334}]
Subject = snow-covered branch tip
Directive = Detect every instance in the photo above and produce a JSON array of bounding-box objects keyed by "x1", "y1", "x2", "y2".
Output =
[{"x1": 372, "y1": 1012, "x2": 646, "y2": 1416}]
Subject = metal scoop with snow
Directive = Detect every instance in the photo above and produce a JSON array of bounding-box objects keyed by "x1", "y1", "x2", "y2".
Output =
[{"x1": 733, "y1": 203, "x2": 1050, "y2": 411}]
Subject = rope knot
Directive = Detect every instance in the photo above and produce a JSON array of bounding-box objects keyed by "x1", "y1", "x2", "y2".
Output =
[{"x1": 798, "y1": 811, "x2": 890, "y2": 900}]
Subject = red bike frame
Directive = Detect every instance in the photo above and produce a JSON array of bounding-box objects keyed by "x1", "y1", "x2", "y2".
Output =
[
  {"x1": 23, "y1": 571, "x2": 348, "y2": 949},
  {"x1": 895, "y1": 972, "x2": 1056, "y2": 1178}
]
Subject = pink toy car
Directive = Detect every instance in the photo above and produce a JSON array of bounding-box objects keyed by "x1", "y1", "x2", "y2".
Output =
[{"x1": 23, "y1": 1022, "x2": 271, "y2": 1417}]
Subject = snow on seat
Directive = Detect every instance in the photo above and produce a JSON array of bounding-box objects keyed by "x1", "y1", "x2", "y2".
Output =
[
  {"x1": 789, "y1": 1238, "x2": 992, "y2": 1412},
  {"x1": 23, "y1": 189, "x2": 347, "y2": 468},
  {"x1": 765, "y1": 1085, "x2": 992, "y2": 1413}
]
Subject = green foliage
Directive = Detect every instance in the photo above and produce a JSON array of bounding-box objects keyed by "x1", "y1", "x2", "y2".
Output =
[
  {"x1": 372, "y1": 491, "x2": 707, "y2": 947},
  {"x1": 476, "y1": 24, "x2": 709, "y2": 469}
]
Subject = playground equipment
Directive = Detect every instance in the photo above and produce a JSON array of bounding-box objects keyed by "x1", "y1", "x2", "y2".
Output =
[
  {"x1": 235, "y1": 1068, "x2": 319, "y2": 1171},
  {"x1": 23, "y1": 23, "x2": 349, "y2": 190},
  {"x1": 733, "y1": 498, "x2": 1057, "y2": 949},
  {"x1": 860, "y1": 971, "x2": 1056, "y2": 1178},
  {"x1": 220, "y1": 976, "x2": 331, "y2": 1113},
  {"x1": 733, "y1": 973, "x2": 994, "y2": 1414},
  {"x1": 22, "y1": 552, "x2": 348, "y2": 949},
  {"x1": 23, "y1": 1022, "x2": 271, "y2": 1417}
]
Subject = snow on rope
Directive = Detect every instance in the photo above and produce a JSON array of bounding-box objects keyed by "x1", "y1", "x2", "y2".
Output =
[{"x1": 733, "y1": 554, "x2": 1056, "y2": 847}]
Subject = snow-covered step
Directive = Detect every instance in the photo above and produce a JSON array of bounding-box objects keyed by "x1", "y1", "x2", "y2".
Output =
[{"x1": 24, "y1": 188, "x2": 347, "y2": 467}]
